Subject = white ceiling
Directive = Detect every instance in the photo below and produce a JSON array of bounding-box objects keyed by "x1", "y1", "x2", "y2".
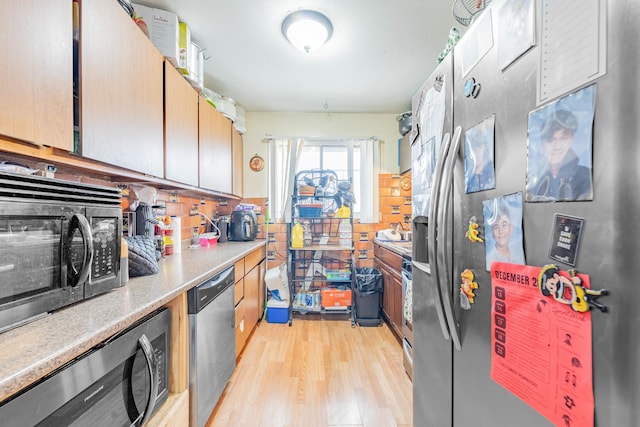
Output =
[{"x1": 132, "y1": 0, "x2": 462, "y2": 114}]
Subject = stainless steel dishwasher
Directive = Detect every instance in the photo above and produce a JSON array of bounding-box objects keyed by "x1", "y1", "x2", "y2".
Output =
[{"x1": 187, "y1": 265, "x2": 235, "y2": 427}]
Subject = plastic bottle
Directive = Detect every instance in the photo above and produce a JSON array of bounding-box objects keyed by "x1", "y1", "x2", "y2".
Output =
[
  {"x1": 163, "y1": 216, "x2": 174, "y2": 255},
  {"x1": 120, "y1": 237, "x2": 129, "y2": 285},
  {"x1": 291, "y1": 222, "x2": 304, "y2": 248},
  {"x1": 338, "y1": 219, "x2": 352, "y2": 248},
  {"x1": 337, "y1": 205, "x2": 351, "y2": 218}
]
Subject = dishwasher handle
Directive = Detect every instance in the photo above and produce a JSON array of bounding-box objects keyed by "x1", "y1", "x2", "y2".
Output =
[{"x1": 188, "y1": 265, "x2": 235, "y2": 313}]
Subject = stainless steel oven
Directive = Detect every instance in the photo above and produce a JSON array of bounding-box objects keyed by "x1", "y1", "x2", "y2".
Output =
[
  {"x1": 401, "y1": 255, "x2": 413, "y2": 380},
  {"x1": 0, "y1": 171, "x2": 122, "y2": 332},
  {"x1": 0, "y1": 308, "x2": 171, "y2": 426}
]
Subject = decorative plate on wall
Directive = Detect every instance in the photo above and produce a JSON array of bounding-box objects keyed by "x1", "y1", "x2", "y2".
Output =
[
  {"x1": 249, "y1": 154, "x2": 264, "y2": 172},
  {"x1": 400, "y1": 176, "x2": 412, "y2": 191}
]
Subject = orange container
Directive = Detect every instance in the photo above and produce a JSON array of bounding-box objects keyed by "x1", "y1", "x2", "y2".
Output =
[{"x1": 321, "y1": 288, "x2": 352, "y2": 309}]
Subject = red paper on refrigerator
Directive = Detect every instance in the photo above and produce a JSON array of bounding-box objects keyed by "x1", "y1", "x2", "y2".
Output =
[{"x1": 490, "y1": 262, "x2": 594, "y2": 427}]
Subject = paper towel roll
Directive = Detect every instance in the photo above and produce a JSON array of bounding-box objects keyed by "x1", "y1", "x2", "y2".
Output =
[{"x1": 171, "y1": 216, "x2": 182, "y2": 253}]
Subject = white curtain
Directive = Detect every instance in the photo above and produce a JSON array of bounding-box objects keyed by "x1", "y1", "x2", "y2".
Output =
[
  {"x1": 358, "y1": 137, "x2": 380, "y2": 223},
  {"x1": 268, "y1": 136, "x2": 379, "y2": 223},
  {"x1": 268, "y1": 138, "x2": 305, "y2": 223}
]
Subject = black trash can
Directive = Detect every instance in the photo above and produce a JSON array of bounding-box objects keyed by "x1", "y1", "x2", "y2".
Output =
[{"x1": 354, "y1": 267, "x2": 383, "y2": 326}]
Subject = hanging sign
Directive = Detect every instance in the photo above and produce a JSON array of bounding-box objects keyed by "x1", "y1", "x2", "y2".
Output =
[
  {"x1": 490, "y1": 262, "x2": 594, "y2": 427},
  {"x1": 548, "y1": 214, "x2": 584, "y2": 266}
]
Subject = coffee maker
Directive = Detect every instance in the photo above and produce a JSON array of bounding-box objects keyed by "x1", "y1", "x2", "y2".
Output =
[
  {"x1": 214, "y1": 216, "x2": 229, "y2": 243},
  {"x1": 229, "y1": 210, "x2": 258, "y2": 241}
]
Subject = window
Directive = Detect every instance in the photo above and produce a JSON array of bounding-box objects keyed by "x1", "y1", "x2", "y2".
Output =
[{"x1": 269, "y1": 138, "x2": 379, "y2": 223}]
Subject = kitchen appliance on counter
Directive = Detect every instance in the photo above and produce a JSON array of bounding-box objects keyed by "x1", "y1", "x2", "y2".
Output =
[
  {"x1": 188, "y1": 265, "x2": 235, "y2": 427},
  {"x1": 214, "y1": 216, "x2": 229, "y2": 243},
  {"x1": 229, "y1": 209, "x2": 258, "y2": 241},
  {"x1": 0, "y1": 308, "x2": 171, "y2": 426},
  {"x1": 412, "y1": 2, "x2": 639, "y2": 426},
  {"x1": 0, "y1": 171, "x2": 122, "y2": 332}
]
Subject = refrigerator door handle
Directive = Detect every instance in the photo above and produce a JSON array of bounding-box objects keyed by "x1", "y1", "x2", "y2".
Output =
[
  {"x1": 437, "y1": 125, "x2": 463, "y2": 351},
  {"x1": 428, "y1": 132, "x2": 452, "y2": 341}
]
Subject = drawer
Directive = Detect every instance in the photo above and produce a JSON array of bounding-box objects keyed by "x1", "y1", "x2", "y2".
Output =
[
  {"x1": 234, "y1": 259, "x2": 245, "y2": 281},
  {"x1": 234, "y1": 277, "x2": 244, "y2": 306},
  {"x1": 245, "y1": 245, "x2": 266, "y2": 272},
  {"x1": 374, "y1": 243, "x2": 402, "y2": 271}
]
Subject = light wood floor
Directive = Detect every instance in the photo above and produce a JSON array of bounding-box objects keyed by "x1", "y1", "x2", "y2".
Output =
[{"x1": 207, "y1": 317, "x2": 413, "y2": 427}]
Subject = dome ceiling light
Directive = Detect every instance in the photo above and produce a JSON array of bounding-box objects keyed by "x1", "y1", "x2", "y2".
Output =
[{"x1": 281, "y1": 9, "x2": 333, "y2": 53}]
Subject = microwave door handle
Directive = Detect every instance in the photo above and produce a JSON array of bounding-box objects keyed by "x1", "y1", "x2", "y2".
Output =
[
  {"x1": 136, "y1": 334, "x2": 159, "y2": 427},
  {"x1": 437, "y1": 126, "x2": 463, "y2": 351},
  {"x1": 428, "y1": 132, "x2": 451, "y2": 341},
  {"x1": 66, "y1": 214, "x2": 93, "y2": 287}
]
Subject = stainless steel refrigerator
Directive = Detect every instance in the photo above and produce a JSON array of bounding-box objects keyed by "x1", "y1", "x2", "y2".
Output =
[{"x1": 411, "y1": 1, "x2": 640, "y2": 426}]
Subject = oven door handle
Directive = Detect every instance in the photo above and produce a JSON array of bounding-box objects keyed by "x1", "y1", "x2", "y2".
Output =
[
  {"x1": 66, "y1": 214, "x2": 93, "y2": 287},
  {"x1": 135, "y1": 333, "x2": 159, "y2": 427}
]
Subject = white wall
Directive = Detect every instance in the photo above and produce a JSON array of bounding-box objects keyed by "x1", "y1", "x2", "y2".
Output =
[{"x1": 241, "y1": 112, "x2": 402, "y2": 198}]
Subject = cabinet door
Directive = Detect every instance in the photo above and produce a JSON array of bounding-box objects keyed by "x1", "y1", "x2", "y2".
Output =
[
  {"x1": 375, "y1": 260, "x2": 391, "y2": 320},
  {"x1": 244, "y1": 264, "x2": 260, "y2": 332},
  {"x1": 232, "y1": 128, "x2": 244, "y2": 197},
  {"x1": 198, "y1": 99, "x2": 232, "y2": 192},
  {"x1": 257, "y1": 259, "x2": 266, "y2": 321},
  {"x1": 81, "y1": 0, "x2": 164, "y2": 177},
  {"x1": 164, "y1": 62, "x2": 198, "y2": 186},
  {"x1": 391, "y1": 272, "x2": 404, "y2": 332},
  {"x1": 235, "y1": 297, "x2": 248, "y2": 359},
  {"x1": 387, "y1": 269, "x2": 398, "y2": 332},
  {"x1": 0, "y1": 0, "x2": 73, "y2": 150}
]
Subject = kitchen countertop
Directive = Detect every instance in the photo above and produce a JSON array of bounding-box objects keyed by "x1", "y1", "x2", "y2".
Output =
[
  {"x1": 0, "y1": 239, "x2": 266, "y2": 403},
  {"x1": 374, "y1": 238, "x2": 413, "y2": 258}
]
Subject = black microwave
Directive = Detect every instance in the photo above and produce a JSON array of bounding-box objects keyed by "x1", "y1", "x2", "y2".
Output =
[
  {"x1": 0, "y1": 171, "x2": 123, "y2": 332},
  {"x1": 0, "y1": 308, "x2": 171, "y2": 426}
]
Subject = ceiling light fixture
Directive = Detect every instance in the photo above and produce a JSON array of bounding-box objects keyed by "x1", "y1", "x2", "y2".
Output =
[{"x1": 281, "y1": 9, "x2": 333, "y2": 53}]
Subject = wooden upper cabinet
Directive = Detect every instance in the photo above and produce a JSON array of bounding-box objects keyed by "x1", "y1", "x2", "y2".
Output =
[
  {"x1": 80, "y1": 0, "x2": 164, "y2": 177},
  {"x1": 0, "y1": 0, "x2": 73, "y2": 150},
  {"x1": 164, "y1": 62, "x2": 199, "y2": 186},
  {"x1": 198, "y1": 99, "x2": 232, "y2": 193},
  {"x1": 232, "y1": 128, "x2": 244, "y2": 197}
]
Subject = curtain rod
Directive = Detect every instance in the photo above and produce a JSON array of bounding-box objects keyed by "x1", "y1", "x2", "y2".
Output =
[{"x1": 262, "y1": 135, "x2": 379, "y2": 143}]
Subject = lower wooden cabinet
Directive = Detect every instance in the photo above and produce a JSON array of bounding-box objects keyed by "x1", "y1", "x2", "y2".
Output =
[
  {"x1": 147, "y1": 390, "x2": 189, "y2": 427},
  {"x1": 149, "y1": 293, "x2": 189, "y2": 427},
  {"x1": 235, "y1": 245, "x2": 266, "y2": 358},
  {"x1": 374, "y1": 243, "x2": 404, "y2": 340}
]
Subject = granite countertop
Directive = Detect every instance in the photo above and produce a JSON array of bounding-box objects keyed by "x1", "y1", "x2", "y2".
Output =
[
  {"x1": 374, "y1": 238, "x2": 413, "y2": 258},
  {"x1": 0, "y1": 239, "x2": 266, "y2": 402}
]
